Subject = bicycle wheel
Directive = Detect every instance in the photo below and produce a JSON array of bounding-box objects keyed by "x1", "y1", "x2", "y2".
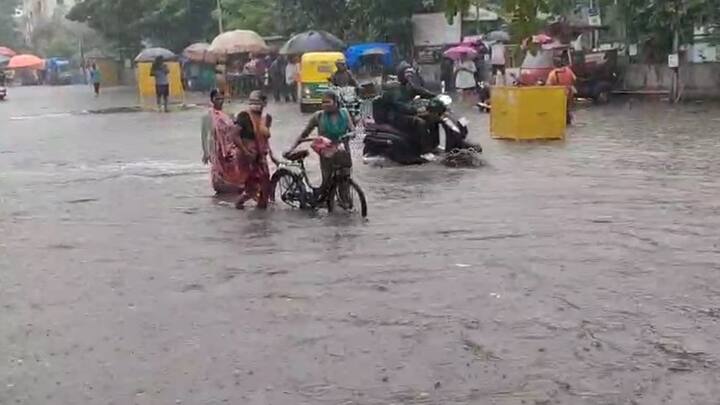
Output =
[
  {"x1": 271, "y1": 169, "x2": 305, "y2": 208},
  {"x1": 327, "y1": 178, "x2": 368, "y2": 218}
]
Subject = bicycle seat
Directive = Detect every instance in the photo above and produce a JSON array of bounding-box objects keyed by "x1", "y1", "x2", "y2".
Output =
[{"x1": 285, "y1": 150, "x2": 309, "y2": 162}]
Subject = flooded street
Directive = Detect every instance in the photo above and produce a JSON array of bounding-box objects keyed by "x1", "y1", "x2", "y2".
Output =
[{"x1": 2, "y1": 85, "x2": 720, "y2": 404}]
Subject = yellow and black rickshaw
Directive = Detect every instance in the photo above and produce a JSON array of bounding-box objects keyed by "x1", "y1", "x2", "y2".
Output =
[{"x1": 299, "y1": 51, "x2": 345, "y2": 113}]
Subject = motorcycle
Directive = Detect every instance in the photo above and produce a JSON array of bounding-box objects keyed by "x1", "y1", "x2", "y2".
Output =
[
  {"x1": 331, "y1": 85, "x2": 367, "y2": 124},
  {"x1": 363, "y1": 94, "x2": 480, "y2": 165}
]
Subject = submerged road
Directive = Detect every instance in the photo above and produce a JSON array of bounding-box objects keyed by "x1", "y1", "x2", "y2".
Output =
[{"x1": 2, "y1": 85, "x2": 720, "y2": 404}]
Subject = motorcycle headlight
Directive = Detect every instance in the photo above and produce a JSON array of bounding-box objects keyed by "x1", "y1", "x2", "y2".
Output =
[{"x1": 304, "y1": 87, "x2": 311, "y2": 95}]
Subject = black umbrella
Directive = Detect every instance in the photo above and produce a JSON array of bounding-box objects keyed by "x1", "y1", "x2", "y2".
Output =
[{"x1": 279, "y1": 31, "x2": 346, "y2": 55}]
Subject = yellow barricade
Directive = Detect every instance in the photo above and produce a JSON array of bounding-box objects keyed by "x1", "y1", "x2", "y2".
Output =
[
  {"x1": 135, "y1": 62, "x2": 185, "y2": 109},
  {"x1": 491, "y1": 86, "x2": 567, "y2": 140}
]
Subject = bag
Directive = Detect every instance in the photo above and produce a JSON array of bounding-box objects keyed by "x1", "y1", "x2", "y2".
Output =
[{"x1": 312, "y1": 137, "x2": 352, "y2": 169}]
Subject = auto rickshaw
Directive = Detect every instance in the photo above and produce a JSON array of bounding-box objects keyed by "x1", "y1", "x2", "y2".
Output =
[{"x1": 299, "y1": 51, "x2": 345, "y2": 113}]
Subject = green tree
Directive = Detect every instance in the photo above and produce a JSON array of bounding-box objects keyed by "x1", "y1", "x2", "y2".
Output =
[
  {"x1": 617, "y1": 0, "x2": 720, "y2": 61},
  {"x1": 0, "y1": 0, "x2": 22, "y2": 49},
  {"x1": 67, "y1": 0, "x2": 217, "y2": 55},
  {"x1": 221, "y1": 0, "x2": 276, "y2": 34}
]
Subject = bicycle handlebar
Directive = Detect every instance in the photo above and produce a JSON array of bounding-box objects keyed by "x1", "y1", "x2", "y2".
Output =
[{"x1": 297, "y1": 132, "x2": 356, "y2": 144}]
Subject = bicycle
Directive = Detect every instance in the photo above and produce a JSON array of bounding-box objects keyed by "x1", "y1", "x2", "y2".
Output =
[{"x1": 271, "y1": 134, "x2": 368, "y2": 218}]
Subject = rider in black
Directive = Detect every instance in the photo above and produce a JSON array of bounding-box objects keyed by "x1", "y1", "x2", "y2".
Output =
[{"x1": 373, "y1": 62, "x2": 437, "y2": 155}]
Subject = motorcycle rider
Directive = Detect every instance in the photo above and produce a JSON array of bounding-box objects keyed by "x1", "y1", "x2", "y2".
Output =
[
  {"x1": 372, "y1": 62, "x2": 437, "y2": 155},
  {"x1": 329, "y1": 60, "x2": 358, "y2": 88}
]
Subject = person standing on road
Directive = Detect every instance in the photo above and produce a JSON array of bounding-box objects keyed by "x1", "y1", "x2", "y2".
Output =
[
  {"x1": 546, "y1": 55, "x2": 577, "y2": 125},
  {"x1": 89, "y1": 63, "x2": 102, "y2": 96},
  {"x1": 285, "y1": 56, "x2": 299, "y2": 102},
  {"x1": 201, "y1": 89, "x2": 247, "y2": 194},
  {"x1": 235, "y1": 91, "x2": 278, "y2": 210},
  {"x1": 454, "y1": 55, "x2": 477, "y2": 102},
  {"x1": 150, "y1": 56, "x2": 170, "y2": 112},
  {"x1": 490, "y1": 42, "x2": 506, "y2": 85},
  {"x1": 269, "y1": 56, "x2": 286, "y2": 102}
]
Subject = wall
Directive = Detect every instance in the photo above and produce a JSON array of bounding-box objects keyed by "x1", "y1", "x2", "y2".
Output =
[{"x1": 622, "y1": 63, "x2": 720, "y2": 99}]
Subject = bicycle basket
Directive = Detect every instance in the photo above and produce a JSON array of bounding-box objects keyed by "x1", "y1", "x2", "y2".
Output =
[{"x1": 328, "y1": 149, "x2": 352, "y2": 169}]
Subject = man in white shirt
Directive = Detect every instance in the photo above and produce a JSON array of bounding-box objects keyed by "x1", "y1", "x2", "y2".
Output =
[
  {"x1": 491, "y1": 42, "x2": 506, "y2": 85},
  {"x1": 284, "y1": 57, "x2": 299, "y2": 102}
]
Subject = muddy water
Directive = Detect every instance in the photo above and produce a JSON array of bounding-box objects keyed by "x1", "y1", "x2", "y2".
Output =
[{"x1": 2, "y1": 86, "x2": 720, "y2": 404}]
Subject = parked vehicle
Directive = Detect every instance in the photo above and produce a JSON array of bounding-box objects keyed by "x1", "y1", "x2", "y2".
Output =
[
  {"x1": 46, "y1": 58, "x2": 73, "y2": 85},
  {"x1": 518, "y1": 45, "x2": 618, "y2": 103},
  {"x1": 299, "y1": 52, "x2": 345, "y2": 113}
]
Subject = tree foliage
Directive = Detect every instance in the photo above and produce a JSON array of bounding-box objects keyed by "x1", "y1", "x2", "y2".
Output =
[
  {"x1": 0, "y1": 0, "x2": 22, "y2": 49},
  {"x1": 68, "y1": 0, "x2": 425, "y2": 55},
  {"x1": 67, "y1": 0, "x2": 217, "y2": 55}
]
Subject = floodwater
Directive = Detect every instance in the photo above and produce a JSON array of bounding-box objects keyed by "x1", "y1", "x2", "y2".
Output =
[{"x1": 2, "y1": 86, "x2": 720, "y2": 405}]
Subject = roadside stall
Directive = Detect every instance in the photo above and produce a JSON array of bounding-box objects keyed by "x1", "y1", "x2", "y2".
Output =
[
  {"x1": 7, "y1": 54, "x2": 45, "y2": 85},
  {"x1": 182, "y1": 42, "x2": 216, "y2": 92},
  {"x1": 209, "y1": 30, "x2": 268, "y2": 99}
]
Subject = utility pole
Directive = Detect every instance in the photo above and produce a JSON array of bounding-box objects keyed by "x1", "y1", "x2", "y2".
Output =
[
  {"x1": 670, "y1": 0, "x2": 684, "y2": 103},
  {"x1": 671, "y1": 24, "x2": 679, "y2": 103},
  {"x1": 216, "y1": 0, "x2": 224, "y2": 34}
]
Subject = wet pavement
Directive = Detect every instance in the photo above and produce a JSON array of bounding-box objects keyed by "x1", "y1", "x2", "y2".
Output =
[{"x1": 2, "y1": 85, "x2": 720, "y2": 404}]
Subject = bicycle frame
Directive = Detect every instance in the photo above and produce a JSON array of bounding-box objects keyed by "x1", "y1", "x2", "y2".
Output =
[{"x1": 283, "y1": 137, "x2": 354, "y2": 206}]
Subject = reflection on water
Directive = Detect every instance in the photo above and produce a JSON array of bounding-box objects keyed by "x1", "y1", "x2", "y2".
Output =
[{"x1": 2, "y1": 87, "x2": 720, "y2": 405}]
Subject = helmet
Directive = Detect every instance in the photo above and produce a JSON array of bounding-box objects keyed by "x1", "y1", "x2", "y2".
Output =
[{"x1": 395, "y1": 61, "x2": 413, "y2": 83}]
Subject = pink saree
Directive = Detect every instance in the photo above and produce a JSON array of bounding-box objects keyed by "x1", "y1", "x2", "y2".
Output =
[{"x1": 209, "y1": 109, "x2": 248, "y2": 194}]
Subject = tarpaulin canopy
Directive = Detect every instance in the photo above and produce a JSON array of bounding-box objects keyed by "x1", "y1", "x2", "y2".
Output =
[{"x1": 344, "y1": 43, "x2": 396, "y2": 71}]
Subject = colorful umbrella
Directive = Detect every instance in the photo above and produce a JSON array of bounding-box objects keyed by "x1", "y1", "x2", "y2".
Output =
[
  {"x1": 8, "y1": 54, "x2": 45, "y2": 69},
  {"x1": 279, "y1": 31, "x2": 345, "y2": 55},
  {"x1": 443, "y1": 45, "x2": 478, "y2": 61},
  {"x1": 0, "y1": 46, "x2": 16, "y2": 57},
  {"x1": 532, "y1": 34, "x2": 553, "y2": 44},
  {"x1": 209, "y1": 30, "x2": 268, "y2": 55},
  {"x1": 462, "y1": 35, "x2": 484, "y2": 45},
  {"x1": 182, "y1": 42, "x2": 216, "y2": 63}
]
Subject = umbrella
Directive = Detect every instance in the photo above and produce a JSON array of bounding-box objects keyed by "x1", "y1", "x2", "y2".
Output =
[
  {"x1": 443, "y1": 45, "x2": 478, "y2": 61},
  {"x1": 532, "y1": 34, "x2": 553, "y2": 44},
  {"x1": 279, "y1": 31, "x2": 345, "y2": 55},
  {"x1": 182, "y1": 42, "x2": 216, "y2": 63},
  {"x1": 0, "y1": 46, "x2": 16, "y2": 57},
  {"x1": 462, "y1": 35, "x2": 484, "y2": 45},
  {"x1": 487, "y1": 30, "x2": 510, "y2": 42},
  {"x1": 8, "y1": 54, "x2": 45, "y2": 69},
  {"x1": 209, "y1": 30, "x2": 268, "y2": 55},
  {"x1": 134, "y1": 47, "x2": 178, "y2": 63}
]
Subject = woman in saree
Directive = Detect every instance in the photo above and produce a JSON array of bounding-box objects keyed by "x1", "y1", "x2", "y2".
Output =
[
  {"x1": 234, "y1": 91, "x2": 279, "y2": 209},
  {"x1": 201, "y1": 89, "x2": 248, "y2": 194}
]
